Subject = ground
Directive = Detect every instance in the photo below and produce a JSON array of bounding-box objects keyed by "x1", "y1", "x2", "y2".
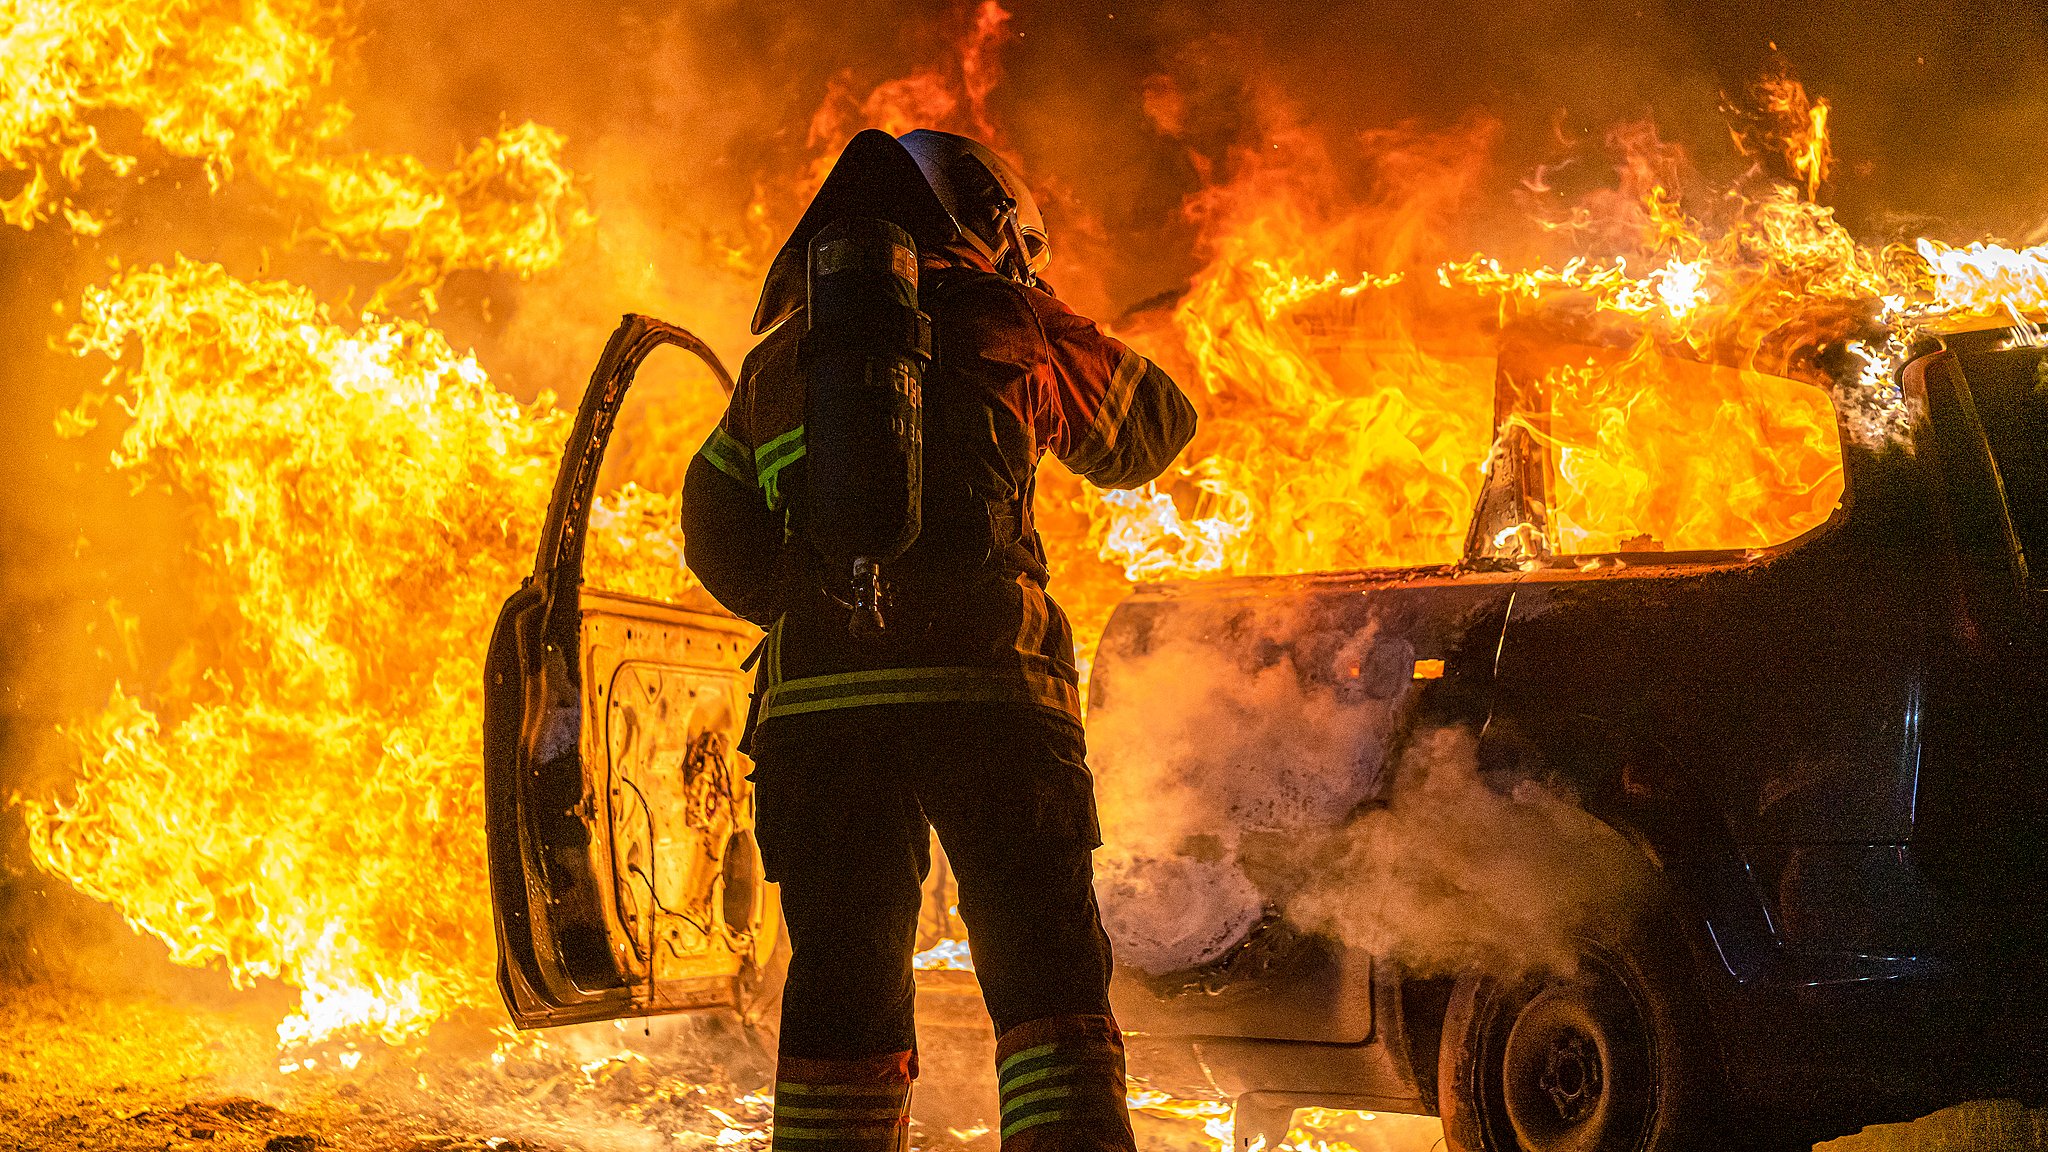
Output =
[
  {"x1": 0, "y1": 981, "x2": 2043, "y2": 1152},
  {"x1": 0, "y1": 982, "x2": 774, "y2": 1152}
]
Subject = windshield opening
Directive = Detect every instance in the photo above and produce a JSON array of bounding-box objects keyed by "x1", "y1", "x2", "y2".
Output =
[{"x1": 1483, "y1": 341, "x2": 1845, "y2": 562}]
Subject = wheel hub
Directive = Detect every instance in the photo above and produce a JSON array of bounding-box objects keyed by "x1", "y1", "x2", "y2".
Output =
[
  {"x1": 1536, "y1": 1027, "x2": 1604, "y2": 1124},
  {"x1": 1498, "y1": 971, "x2": 1652, "y2": 1152}
]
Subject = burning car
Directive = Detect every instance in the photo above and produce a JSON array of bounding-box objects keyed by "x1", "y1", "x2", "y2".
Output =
[
  {"x1": 1087, "y1": 324, "x2": 2048, "y2": 1151},
  {"x1": 485, "y1": 312, "x2": 2047, "y2": 1151}
]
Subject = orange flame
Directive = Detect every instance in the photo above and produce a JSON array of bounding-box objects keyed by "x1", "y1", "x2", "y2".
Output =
[
  {"x1": 1726, "y1": 72, "x2": 1834, "y2": 203},
  {"x1": 1059, "y1": 113, "x2": 1501, "y2": 603},
  {"x1": 1757, "y1": 76, "x2": 1833, "y2": 201},
  {"x1": 25, "y1": 258, "x2": 572, "y2": 1044},
  {"x1": 1, "y1": 0, "x2": 588, "y2": 303},
  {"x1": 1503, "y1": 343, "x2": 1844, "y2": 556}
]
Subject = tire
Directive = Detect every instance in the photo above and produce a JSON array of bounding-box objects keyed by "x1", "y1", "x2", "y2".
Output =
[{"x1": 1438, "y1": 907, "x2": 1724, "y2": 1152}]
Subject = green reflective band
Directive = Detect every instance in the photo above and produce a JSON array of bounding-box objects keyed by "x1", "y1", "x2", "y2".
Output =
[
  {"x1": 700, "y1": 426, "x2": 757, "y2": 487},
  {"x1": 773, "y1": 1105, "x2": 911, "y2": 1119},
  {"x1": 997, "y1": 1043, "x2": 1059, "y2": 1076},
  {"x1": 997, "y1": 1047, "x2": 1072, "y2": 1084},
  {"x1": 759, "y1": 665, "x2": 1079, "y2": 721},
  {"x1": 757, "y1": 424, "x2": 807, "y2": 463},
  {"x1": 999, "y1": 1062, "x2": 1075, "y2": 1097},
  {"x1": 1001, "y1": 1108, "x2": 1074, "y2": 1140},
  {"x1": 1000, "y1": 1084, "x2": 1078, "y2": 1114},
  {"x1": 774, "y1": 1083, "x2": 906, "y2": 1099},
  {"x1": 755, "y1": 425, "x2": 808, "y2": 510},
  {"x1": 770, "y1": 1124, "x2": 905, "y2": 1141}
]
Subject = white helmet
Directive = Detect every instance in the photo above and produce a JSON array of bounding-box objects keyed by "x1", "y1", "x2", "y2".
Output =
[{"x1": 898, "y1": 129, "x2": 1049, "y2": 287}]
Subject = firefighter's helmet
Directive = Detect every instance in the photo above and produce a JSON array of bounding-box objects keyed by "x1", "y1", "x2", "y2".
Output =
[
  {"x1": 752, "y1": 128, "x2": 1048, "y2": 335},
  {"x1": 897, "y1": 129, "x2": 1049, "y2": 287}
]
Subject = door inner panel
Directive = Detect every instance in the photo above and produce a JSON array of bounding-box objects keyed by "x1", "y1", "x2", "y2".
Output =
[
  {"x1": 580, "y1": 591, "x2": 766, "y2": 1003},
  {"x1": 603, "y1": 658, "x2": 751, "y2": 981}
]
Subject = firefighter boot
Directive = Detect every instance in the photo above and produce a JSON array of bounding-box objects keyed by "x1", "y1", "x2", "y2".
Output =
[
  {"x1": 771, "y1": 1049, "x2": 915, "y2": 1152},
  {"x1": 995, "y1": 1015, "x2": 1138, "y2": 1152}
]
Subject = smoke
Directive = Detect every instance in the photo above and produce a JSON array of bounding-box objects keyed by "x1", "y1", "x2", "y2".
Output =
[
  {"x1": 1284, "y1": 725, "x2": 1647, "y2": 977},
  {"x1": 1091, "y1": 602, "x2": 1643, "y2": 980}
]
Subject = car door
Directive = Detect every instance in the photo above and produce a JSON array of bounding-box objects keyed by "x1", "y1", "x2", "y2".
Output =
[{"x1": 483, "y1": 314, "x2": 781, "y2": 1029}]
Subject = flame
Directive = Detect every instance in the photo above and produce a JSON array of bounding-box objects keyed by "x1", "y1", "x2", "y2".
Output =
[
  {"x1": 1916, "y1": 237, "x2": 2048, "y2": 320},
  {"x1": 1126, "y1": 1092, "x2": 1437, "y2": 1152},
  {"x1": 1128, "y1": 1087, "x2": 1235, "y2": 1149},
  {"x1": 910, "y1": 937, "x2": 974, "y2": 972},
  {"x1": 1, "y1": 0, "x2": 588, "y2": 302},
  {"x1": 8, "y1": 0, "x2": 600, "y2": 1048},
  {"x1": 1062, "y1": 113, "x2": 1502, "y2": 601},
  {"x1": 1505, "y1": 344, "x2": 1845, "y2": 555},
  {"x1": 1077, "y1": 77, "x2": 2038, "y2": 589},
  {"x1": 780, "y1": 1, "x2": 1014, "y2": 230},
  {"x1": 1743, "y1": 75, "x2": 1834, "y2": 201},
  {"x1": 20, "y1": 258, "x2": 693, "y2": 1045}
]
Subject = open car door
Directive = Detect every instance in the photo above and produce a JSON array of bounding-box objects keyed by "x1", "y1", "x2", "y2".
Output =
[{"x1": 483, "y1": 315, "x2": 781, "y2": 1029}]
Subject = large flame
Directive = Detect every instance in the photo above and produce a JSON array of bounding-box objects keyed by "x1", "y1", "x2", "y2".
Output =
[
  {"x1": 20, "y1": 257, "x2": 690, "y2": 1045},
  {"x1": 6, "y1": 0, "x2": 603, "y2": 1046},
  {"x1": 8, "y1": 0, "x2": 2048, "y2": 1066},
  {"x1": 2, "y1": 0, "x2": 588, "y2": 304},
  {"x1": 1505, "y1": 347, "x2": 1844, "y2": 556},
  {"x1": 1068, "y1": 84, "x2": 2026, "y2": 590},
  {"x1": 1084, "y1": 115, "x2": 1500, "y2": 587}
]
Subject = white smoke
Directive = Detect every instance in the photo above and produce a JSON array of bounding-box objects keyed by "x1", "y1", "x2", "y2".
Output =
[{"x1": 1090, "y1": 601, "x2": 1643, "y2": 980}]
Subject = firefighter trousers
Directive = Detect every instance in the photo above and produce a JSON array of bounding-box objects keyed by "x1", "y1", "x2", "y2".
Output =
[{"x1": 749, "y1": 700, "x2": 1116, "y2": 1059}]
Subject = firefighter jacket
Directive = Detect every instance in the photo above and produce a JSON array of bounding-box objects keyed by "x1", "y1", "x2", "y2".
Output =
[{"x1": 682, "y1": 250, "x2": 1197, "y2": 732}]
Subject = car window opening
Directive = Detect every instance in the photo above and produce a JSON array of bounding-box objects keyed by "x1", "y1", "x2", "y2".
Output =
[{"x1": 1501, "y1": 347, "x2": 1845, "y2": 561}]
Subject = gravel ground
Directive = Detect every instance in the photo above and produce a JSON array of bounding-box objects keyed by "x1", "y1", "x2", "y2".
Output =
[
  {"x1": 3, "y1": 981, "x2": 2041, "y2": 1152},
  {"x1": 0, "y1": 982, "x2": 1319, "y2": 1152},
  {"x1": 0, "y1": 984, "x2": 780, "y2": 1152}
]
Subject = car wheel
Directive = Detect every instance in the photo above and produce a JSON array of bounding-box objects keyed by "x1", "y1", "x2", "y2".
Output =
[{"x1": 1438, "y1": 917, "x2": 1723, "y2": 1152}]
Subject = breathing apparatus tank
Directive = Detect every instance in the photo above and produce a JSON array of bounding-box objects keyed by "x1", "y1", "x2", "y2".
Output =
[{"x1": 799, "y1": 217, "x2": 932, "y2": 638}]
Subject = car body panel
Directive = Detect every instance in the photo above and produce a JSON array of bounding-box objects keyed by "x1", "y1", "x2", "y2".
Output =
[
  {"x1": 483, "y1": 315, "x2": 778, "y2": 1030},
  {"x1": 585, "y1": 592, "x2": 767, "y2": 988}
]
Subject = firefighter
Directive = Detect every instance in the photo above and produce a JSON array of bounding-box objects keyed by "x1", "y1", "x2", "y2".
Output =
[{"x1": 683, "y1": 127, "x2": 1197, "y2": 1152}]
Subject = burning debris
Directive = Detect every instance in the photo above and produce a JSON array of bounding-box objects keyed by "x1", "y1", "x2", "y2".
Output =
[{"x1": 0, "y1": 979, "x2": 786, "y2": 1152}]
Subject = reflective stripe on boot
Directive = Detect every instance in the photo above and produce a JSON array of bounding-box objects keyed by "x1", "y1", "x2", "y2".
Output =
[
  {"x1": 995, "y1": 1015, "x2": 1138, "y2": 1152},
  {"x1": 771, "y1": 1049, "x2": 915, "y2": 1152}
]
